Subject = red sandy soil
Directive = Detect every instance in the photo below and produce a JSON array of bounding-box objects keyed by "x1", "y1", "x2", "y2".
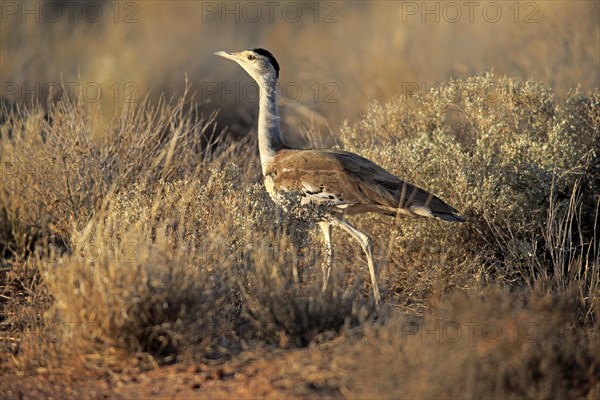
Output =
[{"x1": 2, "y1": 345, "x2": 347, "y2": 399}]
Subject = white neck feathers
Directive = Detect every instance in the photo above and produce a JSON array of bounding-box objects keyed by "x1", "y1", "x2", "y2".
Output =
[{"x1": 257, "y1": 83, "x2": 285, "y2": 175}]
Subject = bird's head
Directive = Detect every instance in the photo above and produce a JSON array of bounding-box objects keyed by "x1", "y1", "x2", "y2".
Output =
[{"x1": 214, "y1": 48, "x2": 280, "y2": 87}]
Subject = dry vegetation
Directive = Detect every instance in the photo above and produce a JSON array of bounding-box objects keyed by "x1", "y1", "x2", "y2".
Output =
[
  {"x1": 2, "y1": 74, "x2": 599, "y2": 398},
  {"x1": 1, "y1": 1, "x2": 599, "y2": 398},
  {"x1": 2, "y1": 2, "x2": 599, "y2": 135}
]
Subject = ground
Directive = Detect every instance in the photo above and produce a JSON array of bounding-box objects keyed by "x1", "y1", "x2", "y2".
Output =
[{"x1": 2, "y1": 344, "x2": 347, "y2": 399}]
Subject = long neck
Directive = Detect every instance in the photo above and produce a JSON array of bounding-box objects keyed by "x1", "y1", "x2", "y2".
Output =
[{"x1": 257, "y1": 82, "x2": 285, "y2": 175}]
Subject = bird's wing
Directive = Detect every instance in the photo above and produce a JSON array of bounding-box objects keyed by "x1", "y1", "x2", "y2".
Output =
[
  {"x1": 265, "y1": 149, "x2": 386, "y2": 206},
  {"x1": 265, "y1": 149, "x2": 463, "y2": 221}
]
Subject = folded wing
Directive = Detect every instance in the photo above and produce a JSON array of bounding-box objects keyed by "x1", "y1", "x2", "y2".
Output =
[{"x1": 265, "y1": 149, "x2": 464, "y2": 222}]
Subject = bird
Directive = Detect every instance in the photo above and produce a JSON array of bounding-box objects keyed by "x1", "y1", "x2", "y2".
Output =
[{"x1": 215, "y1": 48, "x2": 465, "y2": 306}]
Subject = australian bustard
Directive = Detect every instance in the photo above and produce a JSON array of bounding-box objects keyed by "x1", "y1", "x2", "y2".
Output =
[{"x1": 215, "y1": 48, "x2": 464, "y2": 305}]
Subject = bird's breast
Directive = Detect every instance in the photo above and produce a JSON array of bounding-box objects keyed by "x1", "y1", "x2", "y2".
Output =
[
  {"x1": 263, "y1": 174, "x2": 276, "y2": 196},
  {"x1": 263, "y1": 174, "x2": 338, "y2": 221},
  {"x1": 263, "y1": 174, "x2": 284, "y2": 205}
]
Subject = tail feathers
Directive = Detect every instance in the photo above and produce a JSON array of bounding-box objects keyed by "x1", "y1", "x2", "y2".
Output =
[
  {"x1": 433, "y1": 212, "x2": 466, "y2": 223},
  {"x1": 366, "y1": 180, "x2": 466, "y2": 222},
  {"x1": 409, "y1": 205, "x2": 466, "y2": 222}
]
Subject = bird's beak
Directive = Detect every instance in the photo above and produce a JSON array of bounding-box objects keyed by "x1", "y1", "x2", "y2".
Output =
[{"x1": 214, "y1": 50, "x2": 236, "y2": 60}]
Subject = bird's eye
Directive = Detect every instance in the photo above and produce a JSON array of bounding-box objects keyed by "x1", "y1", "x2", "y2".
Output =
[{"x1": 247, "y1": 54, "x2": 255, "y2": 61}]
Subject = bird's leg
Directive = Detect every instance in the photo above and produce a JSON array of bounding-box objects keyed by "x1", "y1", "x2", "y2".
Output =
[
  {"x1": 318, "y1": 221, "x2": 333, "y2": 293},
  {"x1": 333, "y1": 216, "x2": 381, "y2": 306}
]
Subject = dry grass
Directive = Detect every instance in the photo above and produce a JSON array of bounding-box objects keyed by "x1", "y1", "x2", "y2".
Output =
[
  {"x1": 2, "y1": 2, "x2": 598, "y2": 136},
  {"x1": 1, "y1": 1, "x2": 599, "y2": 397},
  {"x1": 335, "y1": 75, "x2": 599, "y2": 315},
  {"x1": 1, "y1": 73, "x2": 598, "y2": 397},
  {"x1": 338, "y1": 284, "x2": 599, "y2": 399},
  {"x1": 1, "y1": 91, "x2": 373, "y2": 371}
]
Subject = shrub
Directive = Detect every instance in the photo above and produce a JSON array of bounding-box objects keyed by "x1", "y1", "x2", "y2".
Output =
[{"x1": 336, "y1": 74, "x2": 599, "y2": 315}]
